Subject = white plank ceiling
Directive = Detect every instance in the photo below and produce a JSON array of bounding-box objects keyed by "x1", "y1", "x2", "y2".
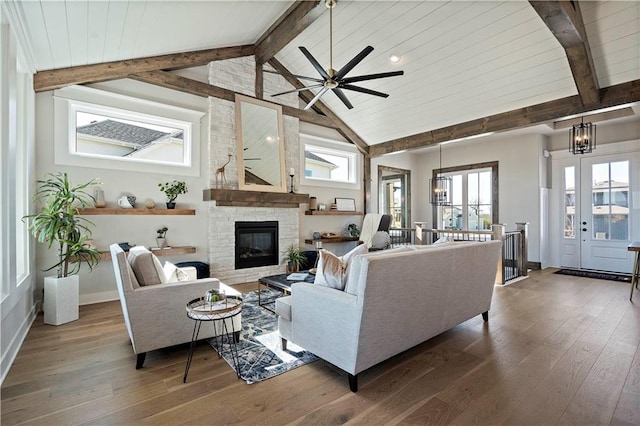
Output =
[{"x1": 10, "y1": 0, "x2": 640, "y2": 146}]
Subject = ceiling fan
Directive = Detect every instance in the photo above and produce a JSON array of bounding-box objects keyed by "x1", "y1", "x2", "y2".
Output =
[{"x1": 268, "y1": 0, "x2": 404, "y2": 110}]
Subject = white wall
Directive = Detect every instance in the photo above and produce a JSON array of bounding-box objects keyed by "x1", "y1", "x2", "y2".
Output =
[
  {"x1": 35, "y1": 79, "x2": 211, "y2": 304},
  {"x1": 409, "y1": 134, "x2": 546, "y2": 263},
  {"x1": 1, "y1": 3, "x2": 37, "y2": 384}
]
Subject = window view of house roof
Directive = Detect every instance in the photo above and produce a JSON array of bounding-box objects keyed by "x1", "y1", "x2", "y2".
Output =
[
  {"x1": 76, "y1": 120, "x2": 182, "y2": 147},
  {"x1": 304, "y1": 151, "x2": 336, "y2": 167}
]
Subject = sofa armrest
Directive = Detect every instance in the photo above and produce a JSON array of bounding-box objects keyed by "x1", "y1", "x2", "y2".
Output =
[{"x1": 290, "y1": 283, "x2": 361, "y2": 373}]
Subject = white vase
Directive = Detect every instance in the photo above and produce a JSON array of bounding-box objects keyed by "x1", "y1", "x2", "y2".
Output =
[
  {"x1": 44, "y1": 275, "x2": 79, "y2": 325},
  {"x1": 156, "y1": 238, "x2": 167, "y2": 248}
]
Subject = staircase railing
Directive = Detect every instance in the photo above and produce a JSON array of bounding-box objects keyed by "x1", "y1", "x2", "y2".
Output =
[{"x1": 390, "y1": 222, "x2": 529, "y2": 284}]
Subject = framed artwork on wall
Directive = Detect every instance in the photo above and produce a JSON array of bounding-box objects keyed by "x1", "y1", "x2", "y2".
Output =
[{"x1": 335, "y1": 197, "x2": 356, "y2": 211}]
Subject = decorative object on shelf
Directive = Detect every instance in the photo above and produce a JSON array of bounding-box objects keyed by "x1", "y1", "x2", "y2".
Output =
[
  {"x1": 321, "y1": 232, "x2": 340, "y2": 239},
  {"x1": 347, "y1": 223, "x2": 361, "y2": 238},
  {"x1": 94, "y1": 187, "x2": 106, "y2": 208},
  {"x1": 430, "y1": 144, "x2": 452, "y2": 206},
  {"x1": 215, "y1": 153, "x2": 232, "y2": 189},
  {"x1": 318, "y1": 204, "x2": 327, "y2": 211},
  {"x1": 570, "y1": 116, "x2": 596, "y2": 155},
  {"x1": 289, "y1": 168, "x2": 295, "y2": 194},
  {"x1": 284, "y1": 244, "x2": 307, "y2": 274},
  {"x1": 118, "y1": 195, "x2": 136, "y2": 209},
  {"x1": 312, "y1": 231, "x2": 322, "y2": 240},
  {"x1": 145, "y1": 199, "x2": 155, "y2": 209},
  {"x1": 83, "y1": 239, "x2": 96, "y2": 249},
  {"x1": 118, "y1": 242, "x2": 135, "y2": 252},
  {"x1": 156, "y1": 227, "x2": 168, "y2": 248},
  {"x1": 158, "y1": 180, "x2": 188, "y2": 209},
  {"x1": 22, "y1": 172, "x2": 101, "y2": 325},
  {"x1": 330, "y1": 203, "x2": 338, "y2": 210},
  {"x1": 335, "y1": 197, "x2": 356, "y2": 211},
  {"x1": 309, "y1": 196, "x2": 318, "y2": 211}
]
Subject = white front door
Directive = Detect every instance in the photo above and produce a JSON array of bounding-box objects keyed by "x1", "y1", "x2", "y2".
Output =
[{"x1": 559, "y1": 151, "x2": 639, "y2": 273}]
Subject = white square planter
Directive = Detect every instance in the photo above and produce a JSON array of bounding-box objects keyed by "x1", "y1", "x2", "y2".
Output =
[{"x1": 44, "y1": 275, "x2": 79, "y2": 325}]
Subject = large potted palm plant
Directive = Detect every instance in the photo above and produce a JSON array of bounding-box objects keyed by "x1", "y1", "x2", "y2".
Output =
[{"x1": 24, "y1": 172, "x2": 101, "y2": 325}]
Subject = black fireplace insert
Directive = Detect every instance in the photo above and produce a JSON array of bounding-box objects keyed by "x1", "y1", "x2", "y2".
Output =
[{"x1": 235, "y1": 221, "x2": 278, "y2": 269}]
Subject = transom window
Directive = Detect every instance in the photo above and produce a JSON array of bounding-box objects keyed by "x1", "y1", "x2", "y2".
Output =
[{"x1": 300, "y1": 133, "x2": 360, "y2": 189}]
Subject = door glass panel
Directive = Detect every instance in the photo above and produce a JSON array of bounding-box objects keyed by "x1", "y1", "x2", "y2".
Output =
[
  {"x1": 591, "y1": 161, "x2": 629, "y2": 241},
  {"x1": 564, "y1": 166, "x2": 575, "y2": 238}
]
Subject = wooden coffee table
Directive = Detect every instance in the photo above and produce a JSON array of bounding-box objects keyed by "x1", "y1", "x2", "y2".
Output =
[{"x1": 258, "y1": 272, "x2": 315, "y2": 313}]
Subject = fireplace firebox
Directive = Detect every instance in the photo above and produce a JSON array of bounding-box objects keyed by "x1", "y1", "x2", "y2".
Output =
[{"x1": 235, "y1": 221, "x2": 279, "y2": 269}]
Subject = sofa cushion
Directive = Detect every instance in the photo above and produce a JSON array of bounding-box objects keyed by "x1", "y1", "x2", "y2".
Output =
[
  {"x1": 163, "y1": 261, "x2": 191, "y2": 282},
  {"x1": 315, "y1": 244, "x2": 367, "y2": 291},
  {"x1": 127, "y1": 246, "x2": 166, "y2": 286},
  {"x1": 275, "y1": 296, "x2": 292, "y2": 320}
]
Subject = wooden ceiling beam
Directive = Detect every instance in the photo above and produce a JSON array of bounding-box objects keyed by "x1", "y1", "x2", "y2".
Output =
[
  {"x1": 129, "y1": 70, "x2": 337, "y2": 129},
  {"x1": 529, "y1": 1, "x2": 600, "y2": 107},
  {"x1": 254, "y1": 1, "x2": 324, "y2": 65},
  {"x1": 267, "y1": 58, "x2": 369, "y2": 155},
  {"x1": 369, "y1": 79, "x2": 640, "y2": 157},
  {"x1": 33, "y1": 44, "x2": 255, "y2": 92}
]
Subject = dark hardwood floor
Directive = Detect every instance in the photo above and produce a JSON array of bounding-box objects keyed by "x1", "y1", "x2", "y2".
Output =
[{"x1": 2, "y1": 269, "x2": 639, "y2": 425}]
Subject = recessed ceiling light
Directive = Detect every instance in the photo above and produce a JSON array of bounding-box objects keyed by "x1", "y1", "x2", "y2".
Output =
[{"x1": 389, "y1": 54, "x2": 401, "y2": 63}]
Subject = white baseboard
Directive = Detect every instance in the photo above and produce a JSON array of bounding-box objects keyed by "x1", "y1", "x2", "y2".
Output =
[
  {"x1": 1, "y1": 303, "x2": 38, "y2": 385},
  {"x1": 80, "y1": 290, "x2": 119, "y2": 306}
]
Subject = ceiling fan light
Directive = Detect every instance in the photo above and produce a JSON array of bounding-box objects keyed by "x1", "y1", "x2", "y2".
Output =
[{"x1": 389, "y1": 54, "x2": 401, "y2": 63}]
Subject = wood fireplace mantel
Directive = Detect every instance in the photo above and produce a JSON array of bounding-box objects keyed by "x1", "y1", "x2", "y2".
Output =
[{"x1": 203, "y1": 189, "x2": 310, "y2": 208}]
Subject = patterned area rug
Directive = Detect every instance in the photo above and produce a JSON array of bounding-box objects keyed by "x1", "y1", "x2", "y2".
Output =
[
  {"x1": 554, "y1": 268, "x2": 631, "y2": 282},
  {"x1": 210, "y1": 289, "x2": 318, "y2": 384}
]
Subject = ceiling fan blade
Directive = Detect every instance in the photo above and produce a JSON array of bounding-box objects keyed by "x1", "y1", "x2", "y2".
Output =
[
  {"x1": 271, "y1": 84, "x2": 324, "y2": 97},
  {"x1": 263, "y1": 69, "x2": 324, "y2": 83},
  {"x1": 299, "y1": 47, "x2": 330, "y2": 80},
  {"x1": 332, "y1": 88, "x2": 354, "y2": 110},
  {"x1": 334, "y1": 46, "x2": 374, "y2": 80},
  {"x1": 304, "y1": 87, "x2": 330, "y2": 110},
  {"x1": 341, "y1": 84, "x2": 389, "y2": 98},
  {"x1": 341, "y1": 70, "x2": 404, "y2": 84}
]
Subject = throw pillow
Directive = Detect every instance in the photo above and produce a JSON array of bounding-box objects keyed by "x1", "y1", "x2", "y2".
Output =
[
  {"x1": 128, "y1": 246, "x2": 166, "y2": 286},
  {"x1": 163, "y1": 261, "x2": 191, "y2": 282},
  {"x1": 315, "y1": 244, "x2": 367, "y2": 291},
  {"x1": 433, "y1": 236, "x2": 454, "y2": 245},
  {"x1": 315, "y1": 250, "x2": 347, "y2": 290},
  {"x1": 370, "y1": 231, "x2": 391, "y2": 251}
]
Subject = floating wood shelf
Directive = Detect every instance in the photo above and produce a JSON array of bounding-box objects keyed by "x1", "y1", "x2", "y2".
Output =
[
  {"x1": 78, "y1": 208, "x2": 195, "y2": 215},
  {"x1": 72, "y1": 245, "x2": 196, "y2": 262},
  {"x1": 305, "y1": 210, "x2": 363, "y2": 216},
  {"x1": 304, "y1": 237, "x2": 359, "y2": 244},
  {"x1": 203, "y1": 189, "x2": 309, "y2": 208}
]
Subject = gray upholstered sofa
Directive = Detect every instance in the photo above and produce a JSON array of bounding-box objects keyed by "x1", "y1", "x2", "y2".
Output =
[
  {"x1": 276, "y1": 240, "x2": 502, "y2": 392},
  {"x1": 110, "y1": 244, "x2": 241, "y2": 368}
]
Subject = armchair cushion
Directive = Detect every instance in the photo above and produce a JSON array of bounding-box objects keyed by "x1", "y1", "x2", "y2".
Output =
[
  {"x1": 127, "y1": 246, "x2": 166, "y2": 286},
  {"x1": 163, "y1": 261, "x2": 192, "y2": 282}
]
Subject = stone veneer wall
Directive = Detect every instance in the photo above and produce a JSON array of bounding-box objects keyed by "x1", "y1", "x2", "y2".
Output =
[{"x1": 207, "y1": 57, "x2": 301, "y2": 284}]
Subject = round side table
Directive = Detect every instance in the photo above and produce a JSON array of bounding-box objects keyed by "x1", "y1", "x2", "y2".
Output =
[{"x1": 183, "y1": 295, "x2": 243, "y2": 383}]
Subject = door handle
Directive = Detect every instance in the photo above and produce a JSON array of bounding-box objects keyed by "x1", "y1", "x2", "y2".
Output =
[
  {"x1": 582, "y1": 222, "x2": 587, "y2": 225},
  {"x1": 582, "y1": 228, "x2": 587, "y2": 232}
]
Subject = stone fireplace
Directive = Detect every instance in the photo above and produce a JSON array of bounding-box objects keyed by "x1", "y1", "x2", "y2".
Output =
[{"x1": 206, "y1": 56, "x2": 302, "y2": 285}]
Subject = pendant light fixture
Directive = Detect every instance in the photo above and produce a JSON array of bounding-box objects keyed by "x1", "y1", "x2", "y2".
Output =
[
  {"x1": 570, "y1": 117, "x2": 596, "y2": 155},
  {"x1": 430, "y1": 144, "x2": 452, "y2": 206}
]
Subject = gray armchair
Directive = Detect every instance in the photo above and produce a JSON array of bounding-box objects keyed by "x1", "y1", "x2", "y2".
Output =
[{"x1": 110, "y1": 244, "x2": 241, "y2": 368}]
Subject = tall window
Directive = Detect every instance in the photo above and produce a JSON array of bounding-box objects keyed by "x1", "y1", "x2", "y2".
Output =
[
  {"x1": 434, "y1": 162, "x2": 498, "y2": 231},
  {"x1": 564, "y1": 166, "x2": 576, "y2": 238},
  {"x1": 15, "y1": 62, "x2": 30, "y2": 284}
]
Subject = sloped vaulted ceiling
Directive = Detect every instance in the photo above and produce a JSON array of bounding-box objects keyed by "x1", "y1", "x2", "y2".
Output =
[{"x1": 12, "y1": 0, "x2": 640, "y2": 152}]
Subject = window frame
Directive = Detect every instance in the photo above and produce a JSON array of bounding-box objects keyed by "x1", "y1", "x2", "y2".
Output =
[
  {"x1": 53, "y1": 85, "x2": 205, "y2": 177},
  {"x1": 300, "y1": 133, "x2": 361, "y2": 190},
  {"x1": 432, "y1": 161, "x2": 499, "y2": 230}
]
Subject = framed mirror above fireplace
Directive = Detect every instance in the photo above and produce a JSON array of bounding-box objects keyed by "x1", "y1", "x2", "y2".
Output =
[{"x1": 235, "y1": 94, "x2": 286, "y2": 193}]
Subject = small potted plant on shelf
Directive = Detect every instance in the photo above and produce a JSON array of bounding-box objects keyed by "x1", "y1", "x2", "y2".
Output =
[
  {"x1": 158, "y1": 180, "x2": 188, "y2": 209},
  {"x1": 23, "y1": 172, "x2": 101, "y2": 326},
  {"x1": 284, "y1": 244, "x2": 307, "y2": 274},
  {"x1": 156, "y1": 227, "x2": 168, "y2": 248}
]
